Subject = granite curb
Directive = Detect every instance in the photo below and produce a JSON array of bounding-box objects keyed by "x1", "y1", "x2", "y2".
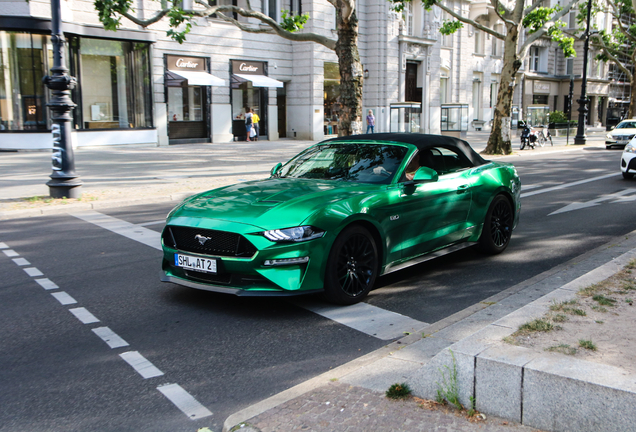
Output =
[
  {"x1": 223, "y1": 229, "x2": 636, "y2": 432},
  {"x1": 409, "y1": 246, "x2": 636, "y2": 432}
]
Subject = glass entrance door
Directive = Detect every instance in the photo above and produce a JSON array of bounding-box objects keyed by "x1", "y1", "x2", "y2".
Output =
[{"x1": 168, "y1": 86, "x2": 207, "y2": 140}]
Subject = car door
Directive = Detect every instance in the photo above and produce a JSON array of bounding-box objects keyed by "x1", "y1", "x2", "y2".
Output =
[{"x1": 397, "y1": 146, "x2": 473, "y2": 260}]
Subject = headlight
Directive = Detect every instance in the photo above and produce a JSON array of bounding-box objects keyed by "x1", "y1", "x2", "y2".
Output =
[
  {"x1": 625, "y1": 143, "x2": 636, "y2": 153},
  {"x1": 606, "y1": 133, "x2": 614, "y2": 140},
  {"x1": 263, "y1": 226, "x2": 325, "y2": 242}
]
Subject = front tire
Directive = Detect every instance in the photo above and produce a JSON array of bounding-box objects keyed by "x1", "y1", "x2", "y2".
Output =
[
  {"x1": 479, "y1": 195, "x2": 513, "y2": 255},
  {"x1": 623, "y1": 172, "x2": 634, "y2": 179},
  {"x1": 324, "y1": 225, "x2": 378, "y2": 305}
]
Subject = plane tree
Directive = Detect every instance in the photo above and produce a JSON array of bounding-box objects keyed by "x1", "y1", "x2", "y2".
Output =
[
  {"x1": 94, "y1": 0, "x2": 364, "y2": 135},
  {"x1": 586, "y1": 0, "x2": 636, "y2": 118},
  {"x1": 390, "y1": 0, "x2": 578, "y2": 154}
]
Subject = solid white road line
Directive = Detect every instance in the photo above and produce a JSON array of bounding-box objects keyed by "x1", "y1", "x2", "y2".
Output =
[
  {"x1": 51, "y1": 291, "x2": 77, "y2": 305},
  {"x1": 521, "y1": 173, "x2": 620, "y2": 198},
  {"x1": 119, "y1": 351, "x2": 164, "y2": 379},
  {"x1": 24, "y1": 267, "x2": 43, "y2": 277},
  {"x1": 12, "y1": 258, "x2": 30, "y2": 266},
  {"x1": 292, "y1": 300, "x2": 428, "y2": 340},
  {"x1": 35, "y1": 278, "x2": 59, "y2": 290},
  {"x1": 0, "y1": 242, "x2": 8, "y2": 249},
  {"x1": 92, "y1": 326, "x2": 129, "y2": 349},
  {"x1": 157, "y1": 383, "x2": 213, "y2": 420},
  {"x1": 3, "y1": 249, "x2": 19, "y2": 257},
  {"x1": 69, "y1": 307, "x2": 100, "y2": 324},
  {"x1": 71, "y1": 210, "x2": 162, "y2": 250}
]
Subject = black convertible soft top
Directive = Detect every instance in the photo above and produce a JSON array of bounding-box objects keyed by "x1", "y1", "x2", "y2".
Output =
[{"x1": 323, "y1": 133, "x2": 489, "y2": 167}]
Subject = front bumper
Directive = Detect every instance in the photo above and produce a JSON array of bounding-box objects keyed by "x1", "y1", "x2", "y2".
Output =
[
  {"x1": 160, "y1": 218, "x2": 331, "y2": 296},
  {"x1": 621, "y1": 151, "x2": 636, "y2": 174}
]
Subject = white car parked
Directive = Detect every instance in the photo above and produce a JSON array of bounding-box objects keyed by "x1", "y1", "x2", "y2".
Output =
[
  {"x1": 621, "y1": 139, "x2": 636, "y2": 179},
  {"x1": 606, "y1": 119, "x2": 636, "y2": 149}
]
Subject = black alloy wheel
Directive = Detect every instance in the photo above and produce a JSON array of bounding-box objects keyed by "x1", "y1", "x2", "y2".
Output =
[
  {"x1": 324, "y1": 225, "x2": 378, "y2": 305},
  {"x1": 479, "y1": 195, "x2": 513, "y2": 254}
]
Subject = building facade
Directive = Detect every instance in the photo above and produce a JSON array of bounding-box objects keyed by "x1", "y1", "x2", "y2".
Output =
[{"x1": 0, "y1": 0, "x2": 614, "y2": 150}]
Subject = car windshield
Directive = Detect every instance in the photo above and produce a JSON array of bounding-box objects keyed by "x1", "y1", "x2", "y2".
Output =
[
  {"x1": 616, "y1": 122, "x2": 636, "y2": 129},
  {"x1": 279, "y1": 143, "x2": 408, "y2": 184}
]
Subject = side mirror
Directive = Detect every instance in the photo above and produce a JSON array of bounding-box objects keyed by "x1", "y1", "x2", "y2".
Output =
[
  {"x1": 271, "y1": 162, "x2": 283, "y2": 177},
  {"x1": 412, "y1": 166, "x2": 438, "y2": 182}
]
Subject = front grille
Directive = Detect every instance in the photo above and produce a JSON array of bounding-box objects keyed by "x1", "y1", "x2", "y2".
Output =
[{"x1": 164, "y1": 226, "x2": 257, "y2": 258}]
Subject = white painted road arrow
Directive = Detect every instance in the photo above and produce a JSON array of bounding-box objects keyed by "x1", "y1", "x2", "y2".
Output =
[{"x1": 549, "y1": 188, "x2": 636, "y2": 215}]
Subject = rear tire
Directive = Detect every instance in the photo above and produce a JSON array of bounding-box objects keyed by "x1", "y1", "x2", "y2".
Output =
[
  {"x1": 520, "y1": 139, "x2": 526, "y2": 150},
  {"x1": 479, "y1": 195, "x2": 513, "y2": 255},
  {"x1": 324, "y1": 225, "x2": 379, "y2": 305},
  {"x1": 623, "y1": 172, "x2": 634, "y2": 180}
]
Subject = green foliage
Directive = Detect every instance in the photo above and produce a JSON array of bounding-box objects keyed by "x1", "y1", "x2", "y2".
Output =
[
  {"x1": 436, "y1": 350, "x2": 463, "y2": 410},
  {"x1": 548, "y1": 110, "x2": 568, "y2": 123},
  {"x1": 386, "y1": 382, "x2": 412, "y2": 399},
  {"x1": 280, "y1": 10, "x2": 309, "y2": 32},
  {"x1": 592, "y1": 295, "x2": 616, "y2": 306},
  {"x1": 94, "y1": 0, "x2": 133, "y2": 31},
  {"x1": 440, "y1": 20, "x2": 463, "y2": 35},
  {"x1": 579, "y1": 339, "x2": 597, "y2": 350},
  {"x1": 523, "y1": 6, "x2": 560, "y2": 33}
]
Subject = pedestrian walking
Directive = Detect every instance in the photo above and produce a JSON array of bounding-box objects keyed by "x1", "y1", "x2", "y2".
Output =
[
  {"x1": 366, "y1": 110, "x2": 375, "y2": 134},
  {"x1": 245, "y1": 107, "x2": 253, "y2": 142},
  {"x1": 252, "y1": 111, "x2": 260, "y2": 141}
]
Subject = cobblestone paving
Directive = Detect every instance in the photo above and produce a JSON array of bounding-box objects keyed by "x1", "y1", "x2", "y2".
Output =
[{"x1": 239, "y1": 382, "x2": 543, "y2": 432}]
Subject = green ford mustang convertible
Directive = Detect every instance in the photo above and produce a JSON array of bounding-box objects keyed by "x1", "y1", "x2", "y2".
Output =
[{"x1": 161, "y1": 133, "x2": 521, "y2": 305}]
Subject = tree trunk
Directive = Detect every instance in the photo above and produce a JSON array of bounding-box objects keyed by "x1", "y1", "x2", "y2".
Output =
[
  {"x1": 335, "y1": 10, "x2": 363, "y2": 136},
  {"x1": 629, "y1": 77, "x2": 636, "y2": 119},
  {"x1": 483, "y1": 26, "x2": 522, "y2": 155}
]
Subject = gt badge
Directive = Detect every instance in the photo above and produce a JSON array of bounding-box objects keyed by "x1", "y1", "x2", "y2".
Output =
[
  {"x1": 390, "y1": 215, "x2": 400, "y2": 221},
  {"x1": 195, "y1": 234, "x2": 211, "y2": 245}
]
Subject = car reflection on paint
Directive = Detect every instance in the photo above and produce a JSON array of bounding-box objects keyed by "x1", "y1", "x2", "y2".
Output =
[{"x1": 160, "y1": 133, "x2": 521, "y2": 305}]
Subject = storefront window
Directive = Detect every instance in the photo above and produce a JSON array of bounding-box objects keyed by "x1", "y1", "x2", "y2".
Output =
[
  {"x1": 168, "y1": 87, "x2": 203, "y2": 121},
  {"x1": 324, "y1": 62, "x2": 340, "y2": 135},
  {"x1": 0, "y1": 31, "x2": 53, "y2": 131},
  {"x1": 78, "y1": 38, "x2": 152, "y2": 129}
]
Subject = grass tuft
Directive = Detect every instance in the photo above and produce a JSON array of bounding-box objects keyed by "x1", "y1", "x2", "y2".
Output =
[
  {"x1": 592, "y1": 295, "x2": 616, "y2": 306},
  {"x1": 579, "y1": 339, "x2": 597, "y2": 351},
  {"x1": 545, "y1": 344, "x2": 577, "y2": 355},
  {"x1": 517, "y1": 318, "x2": 555, "y2": 334},
  {"x1": 386, "y1": 382, "x2": 411, "y2": 399}
]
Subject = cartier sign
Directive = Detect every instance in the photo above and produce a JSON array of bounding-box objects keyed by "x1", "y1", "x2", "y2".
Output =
[
  {"x1": 232, "y1": 60, "x2": 265, "y2": 75},
  {"x1": 167, "y1": 55, "x2": 205, "y2": 72},
  {"x1": 533, "y1": 82, "x2": 551, "y2": 93}
]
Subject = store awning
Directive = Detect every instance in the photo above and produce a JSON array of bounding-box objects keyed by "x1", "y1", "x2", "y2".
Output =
[
  {"x1": 232, "y1": 73, "x2": 284, "y2": 88},
  {"x1": 165, "y1": 70, "x2": 225, "y2": 87}
]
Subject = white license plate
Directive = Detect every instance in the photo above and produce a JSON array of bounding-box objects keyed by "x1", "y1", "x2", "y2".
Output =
[{"x1": 175, "y1": 254, "x2": 217, "y2": 274}]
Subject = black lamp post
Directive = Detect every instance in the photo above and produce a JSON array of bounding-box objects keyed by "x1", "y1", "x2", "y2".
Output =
[
  {"x1": 43, "y1": 0, "x2": 82, "y2": 198},
  {"x1": 574, "y1": 0, "x2": 593, "y2": 145}
]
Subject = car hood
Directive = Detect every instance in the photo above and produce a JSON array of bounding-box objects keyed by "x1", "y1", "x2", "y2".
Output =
[
  {"x1": 610, "y1": 128, "x2": 636, "y2": 137},
  {"x1": 170, "y1": 178, "x2": 375, "y2": 229}
]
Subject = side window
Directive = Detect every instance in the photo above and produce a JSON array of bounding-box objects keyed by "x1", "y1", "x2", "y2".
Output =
[{"x1": 431, "y1": 146, "x2": 472, "y2": 175}]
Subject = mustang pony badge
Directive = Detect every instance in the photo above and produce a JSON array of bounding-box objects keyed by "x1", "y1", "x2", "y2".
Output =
[{"x1": 195, "y1": 234, "x2": 211, "y2": 245}]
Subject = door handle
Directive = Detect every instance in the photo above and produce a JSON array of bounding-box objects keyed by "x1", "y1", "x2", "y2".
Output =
[{"x1": 457, "y1": 184, "x2": 469, "y2": 194}]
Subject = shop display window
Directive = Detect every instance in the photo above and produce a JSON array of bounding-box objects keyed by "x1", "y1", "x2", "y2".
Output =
[
  {"x1": 0, "y1": 31, "x2": 53, "y2": 131},
  {"x1": 324, "y1": 62, "x2": 340, "y2": 135},
  {"x1": 78, "y1": 38, "x2": 152, "y2": 129}
]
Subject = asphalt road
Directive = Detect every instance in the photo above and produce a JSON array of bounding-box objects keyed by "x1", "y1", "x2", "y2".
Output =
[{"x1": 1, "y1": 146, "x2": 634, "y2": 432}]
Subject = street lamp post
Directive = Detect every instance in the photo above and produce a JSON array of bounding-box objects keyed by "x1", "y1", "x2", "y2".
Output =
[
  {"x1": 574, "y1": 0, "x2": 593, "y2": 145},
  {"x1": 43, "y1": 0, "x2": 82, "y2": 198}
]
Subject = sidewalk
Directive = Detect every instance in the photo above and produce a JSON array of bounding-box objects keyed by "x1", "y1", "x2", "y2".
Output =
[{"x1": 0, "y1": 130, "x2": 607, "y2": 220}]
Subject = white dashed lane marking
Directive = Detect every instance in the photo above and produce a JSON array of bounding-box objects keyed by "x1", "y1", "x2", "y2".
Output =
[
  {"x1": 92, "y1": 327, "x2": 129, "y2": 349},
  {"x1": 157, "y1": 383, "x2": 213, "y2": 420},
  {"x1": 51, "y1": 291, "x2": 77, "y2": 305},
  {"x1": 12, "y1": 258, "x2": 30, "y2": 266},
  {"x1": 35, "y1": 278, "x2": 59, "y2": 290},
  {"x1": 521, "y1": 173, "x2": 619, "y2": 198},
  {"x1": 24, "y1": 267, "x2": 43, "y2": 277},
  {"x1": 3, "y1": 249, "x2": 19, "y2": 257},
  {"x1": 69, "y1": 307, "x2": 100, "y2": 324},
  {"x1": 119, "y1": 351, "x2": 164, "y2": 379},
  {"x1": 0, "y1": 242, "x2": 8, "y2": 249}
]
